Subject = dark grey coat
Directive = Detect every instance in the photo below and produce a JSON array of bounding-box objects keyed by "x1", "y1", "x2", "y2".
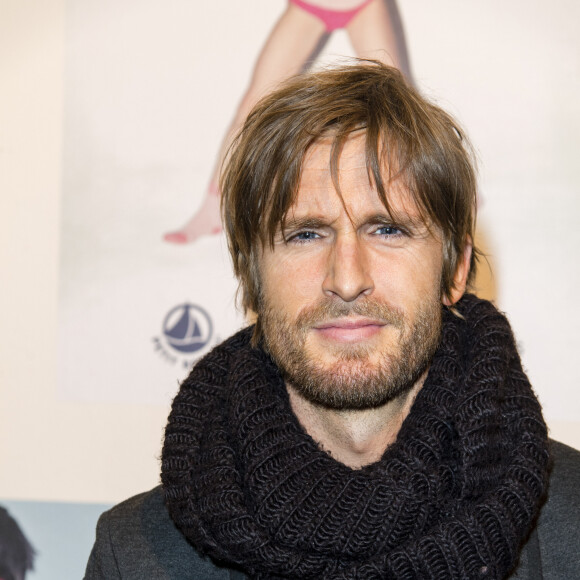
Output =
[{"x1": 84, "y1": 441, "x2": 580, "y2": 579}]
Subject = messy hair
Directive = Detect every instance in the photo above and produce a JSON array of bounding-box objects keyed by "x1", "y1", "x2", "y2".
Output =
[
  {"x1": 0, "y1": 506, "x2": 35, "y2": 580},
  {"x1": 221, "y1": 61, "x2": 478, "y2": 326}
]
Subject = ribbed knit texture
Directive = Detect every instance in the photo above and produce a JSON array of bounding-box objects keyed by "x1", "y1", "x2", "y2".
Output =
[{"x1": 161, "y1": 295, "x2": 550, "y2": 579}]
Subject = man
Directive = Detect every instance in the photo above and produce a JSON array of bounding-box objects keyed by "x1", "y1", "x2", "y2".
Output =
[{"x1": 85, "y1": 62, "x2": 580, "y2": 579}]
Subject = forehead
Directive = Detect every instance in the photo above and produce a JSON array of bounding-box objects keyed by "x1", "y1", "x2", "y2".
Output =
[{"x1": 291, "y1": 133, "x2": 421, "y2": 222}]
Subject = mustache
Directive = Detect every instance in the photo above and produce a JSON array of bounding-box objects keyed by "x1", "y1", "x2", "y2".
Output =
[{"x1": 295, "y1": 299, "x2": 405, "y2": 329}]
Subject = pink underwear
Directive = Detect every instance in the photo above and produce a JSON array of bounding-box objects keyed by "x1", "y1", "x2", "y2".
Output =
[{"x1": 289, "y1": 0, "x2": 374, "y2": 31}]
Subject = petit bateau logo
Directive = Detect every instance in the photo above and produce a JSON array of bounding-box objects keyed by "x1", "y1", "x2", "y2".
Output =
[
  {"x1": 162, "y1": 303, "x2": 213, "y2": 354},
  {"x1": 153, "y1": 302, "x2": 217, "y2": 369}
]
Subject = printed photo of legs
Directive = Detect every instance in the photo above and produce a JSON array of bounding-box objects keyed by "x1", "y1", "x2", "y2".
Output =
[{"x1": 163, "y1": 0, "x2": 412, "y2": 244}]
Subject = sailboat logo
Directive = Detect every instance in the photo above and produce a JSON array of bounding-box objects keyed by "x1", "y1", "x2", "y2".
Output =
[{"x1": 162, "y1": 303, "x2": 213, "y2": 354}]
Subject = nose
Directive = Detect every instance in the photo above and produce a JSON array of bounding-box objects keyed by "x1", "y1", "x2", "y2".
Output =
[{"x1": 322, "y1": 232, "x2": 374, "y2": 302}]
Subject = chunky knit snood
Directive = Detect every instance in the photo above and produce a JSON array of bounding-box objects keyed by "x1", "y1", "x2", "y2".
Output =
[{"x1": 161, "y1": 294, "x2": 550, "y2": 579}]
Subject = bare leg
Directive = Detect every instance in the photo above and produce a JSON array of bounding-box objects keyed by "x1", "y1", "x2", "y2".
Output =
[
  {"x1": 346, "y1": 0, "x2": 413, "y2": 82},
  {"x1": 164, "y1": 4, "x2": 327, "y2": 244}
]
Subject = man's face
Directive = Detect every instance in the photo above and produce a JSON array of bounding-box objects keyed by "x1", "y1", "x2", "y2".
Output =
[{"x1": 258, "y1": 134, "x2": 452, "y2": 410}]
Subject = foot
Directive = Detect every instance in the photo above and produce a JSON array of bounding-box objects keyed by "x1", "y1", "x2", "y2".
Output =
[{"x1": 164, "y1": 190, "x2": 222, "y2": 244}]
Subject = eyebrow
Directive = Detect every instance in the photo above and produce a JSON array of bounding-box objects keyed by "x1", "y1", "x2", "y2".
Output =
[
  {"x1": 364, "y1": 213, "x2": 428, "y2": 231},
  {"x1": 281, "y1": 216, "x2": 330, "y2": 231}
]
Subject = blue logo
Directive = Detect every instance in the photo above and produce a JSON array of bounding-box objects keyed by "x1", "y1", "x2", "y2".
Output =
[{"x1": 162, "y1": 303, "x2": 213, "y2": 354}]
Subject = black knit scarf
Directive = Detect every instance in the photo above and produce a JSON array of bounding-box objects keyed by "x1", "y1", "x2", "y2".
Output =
[{"x1": 162, "y1": 295, "x2": 550, "y2": 579}]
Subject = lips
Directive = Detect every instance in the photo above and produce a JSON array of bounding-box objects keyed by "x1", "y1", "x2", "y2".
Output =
[{"x1": 313, "y1": 317, "x2": 386, "y2": 343}]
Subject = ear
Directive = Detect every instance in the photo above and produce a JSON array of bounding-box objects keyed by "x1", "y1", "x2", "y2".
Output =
[{"x1": 442, "y1": 238, "x2": 472, "y2": 306}]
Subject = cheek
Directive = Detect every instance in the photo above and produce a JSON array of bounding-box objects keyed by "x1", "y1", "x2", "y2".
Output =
[
  {"x1": 371, "y1": 248, "x2": 443, "y2": 302},
  {"x1": 262, "y1": 254, "x2": 326, "y2": 312}
]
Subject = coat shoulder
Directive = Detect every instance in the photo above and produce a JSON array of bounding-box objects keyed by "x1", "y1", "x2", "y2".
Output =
[
  {"x1": 511, "y1": 440, "x2": 580, "y2": 579},
  {"x1": 84, "y1": 486, "x2": 240, "y2": 579},
  {"x1": 536, "y1": 441, "x2": 580, "y2": 577}
]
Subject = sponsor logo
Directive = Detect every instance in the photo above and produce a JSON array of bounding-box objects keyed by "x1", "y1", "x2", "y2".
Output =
[
  {"x1": 153, "y1": 303, "x2": 218, "y2": 369},
  {"x1": 163, "y1": 303, "x2": 212, "y2": 354}
]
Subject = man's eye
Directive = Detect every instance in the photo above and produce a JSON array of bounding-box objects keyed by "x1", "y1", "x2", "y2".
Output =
[
  {"x1": 288, "y1": 231, "x2": 320, "y2": 243},
  {"x1": 374, "y1": 225, "x2": 402, "y2": 236}
]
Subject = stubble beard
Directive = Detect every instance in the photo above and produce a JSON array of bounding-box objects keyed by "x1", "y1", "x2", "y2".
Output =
[{"x1": 261, "y1": 296, "x2": 442, "y2": 411}]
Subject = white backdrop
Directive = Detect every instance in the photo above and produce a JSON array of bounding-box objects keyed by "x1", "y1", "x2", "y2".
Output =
[{"x1": 2, "y1": 0, "x2": 579, "y2": 514}]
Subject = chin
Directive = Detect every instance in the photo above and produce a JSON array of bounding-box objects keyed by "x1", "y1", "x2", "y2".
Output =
[{"x1": 307, "y1": 333, "x2": 397, "y2": 365}]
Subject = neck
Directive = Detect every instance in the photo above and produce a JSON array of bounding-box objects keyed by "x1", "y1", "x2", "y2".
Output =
[{"x1": 287, "y1": 373, "x2": 426, "y2": 469}]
